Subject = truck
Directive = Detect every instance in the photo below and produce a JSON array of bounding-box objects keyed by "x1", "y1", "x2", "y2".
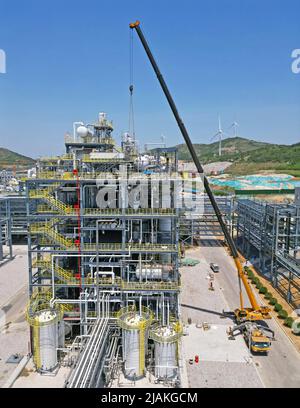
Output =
[
  {"x1": 228, "y1": 321, "x2": 274, "y2": 354},
  {"x1": 210, "y1": 263, "x2": 220, "y2": 273}
]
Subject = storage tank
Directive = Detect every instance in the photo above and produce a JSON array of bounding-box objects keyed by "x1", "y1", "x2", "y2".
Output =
[
  {"x1": 33, "y1": 310, "x2": 59, "y2": 371},
  {"x1": 149, "y1": 322, "x2": 182, "y2": 380},
  {"x1": 117, "y1": 306, "x2": 153, "y2": 379},
  {"x1": 135, "y1": 264, "x2": 172, "y2": 280}
]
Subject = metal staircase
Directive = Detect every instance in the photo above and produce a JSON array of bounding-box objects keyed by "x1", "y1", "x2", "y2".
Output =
[
  {"x1": 30, "y1": 218, "x2": 74, "y2": 248},
  {"x1": 33, "y1": 257, "x2": 78, "y2": 284},
  {"x1": 29, "y1": 185, "x2": 74, "y2": 215}
]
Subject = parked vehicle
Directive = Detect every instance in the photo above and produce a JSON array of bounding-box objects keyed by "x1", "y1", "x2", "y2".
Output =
[{"x1": 210, "y1": 263, "x2": 219, "y2": 273}]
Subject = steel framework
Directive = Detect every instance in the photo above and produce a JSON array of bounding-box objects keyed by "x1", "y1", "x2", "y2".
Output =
[
  {"x1": 236, "y1": 198, "x2": 300, "y2": 307},
  {"x1": 25, "y1": 112, "x2": 182, "y2": 386}
]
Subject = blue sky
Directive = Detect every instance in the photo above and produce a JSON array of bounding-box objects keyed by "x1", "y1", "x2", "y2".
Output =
[{"x1": 0, "y1": 0, "x2": 299, "y2": 157}]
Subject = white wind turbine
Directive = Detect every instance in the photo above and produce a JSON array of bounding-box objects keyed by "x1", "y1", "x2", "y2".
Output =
[
  {"x1": 211, "y1": 116, "x2": 226, "y2": 157},
  {"x1": 228, "y1": 120, "x2": 239, "y2": 138}
]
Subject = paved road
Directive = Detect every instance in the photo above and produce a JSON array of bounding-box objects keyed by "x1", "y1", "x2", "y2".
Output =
[
  {"x1": 194, "y1": 238, "x2": 300, "y2": 388},
  {"x1": 0, "y1": 249, "x2": 29, "y2": 388}
]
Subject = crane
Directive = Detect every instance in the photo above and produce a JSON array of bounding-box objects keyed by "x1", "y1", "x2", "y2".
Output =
[{"x1": 129, "y1": 20, "x2": 271, "y2": 326}]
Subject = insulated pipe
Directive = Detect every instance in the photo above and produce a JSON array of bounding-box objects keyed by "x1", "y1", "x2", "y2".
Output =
[
  {"x1": 68, "y1": 294, "x2": 105, "y2": 386},
  {"x1": 79, "y1": 295, "x2": 109, "y2": 387},
  {"x1": 70, "y1": 313, "x2": 109, "y2": 388},
  {"x1": 139, "y1": 295, "x2": 142, "y2": 316},
  {"x1": 50, "y1": 253, "x2": 130, "y2": 307}
]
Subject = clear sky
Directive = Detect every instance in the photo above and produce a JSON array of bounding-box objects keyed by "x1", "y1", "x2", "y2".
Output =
[{"x1": 0, "y1": 0, "x2": 299, "y2": 157}]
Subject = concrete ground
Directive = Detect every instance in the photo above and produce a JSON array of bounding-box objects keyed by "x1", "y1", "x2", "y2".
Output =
[
  {"x1": 110, "y1": 372, "x2": 169, "y2": 388},
  {"x1": 0, "y1": 245, "x2": 29, "y2": 388},
  {"x1": 0, "y1": 245, "x2": 28, "y2": 306},
  {"x1": 13, "y1": 359, "x2": 71, "y2": 388},
  {"x1": 180, "y1": 249, "x2": 263, "y2": 388},
  {"x1": 183, "y1": 239, "x2": 300, "y2": 388}
]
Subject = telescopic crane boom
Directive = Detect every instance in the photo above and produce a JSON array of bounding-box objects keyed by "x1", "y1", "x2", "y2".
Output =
[{"x1": 130, "y1": 20, "x2": 270, "y2": 322}]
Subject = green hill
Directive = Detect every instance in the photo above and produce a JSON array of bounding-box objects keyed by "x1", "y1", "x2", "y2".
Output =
[
  {"x1": 0, "y1": 147, "x2": 35, "y2": 169},
  {"x1": 227, "y1": 142, "x2": 300, "y2": 175},
  {"x1": 176, "y1": 137, "x2": 272, "y2": 162},
  {"x1": 174, "y1": 137, "x2": 300, "y2": 176}
]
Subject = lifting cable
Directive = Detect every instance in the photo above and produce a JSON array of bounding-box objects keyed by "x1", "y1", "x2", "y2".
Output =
[{"x1": 128, "y1": 28, "x2": 135, "y2": 137}]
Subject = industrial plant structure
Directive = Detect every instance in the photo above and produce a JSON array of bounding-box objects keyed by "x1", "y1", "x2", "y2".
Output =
[
  {"x1": 236, "y1": 195, "x2": 300, "y2": 308},
  {"x1": 25, "y1": 112, "x2": 182, "y2": 387},
  {"x1": 0, "y1": 195, "x2": 27, "y2": 261}
]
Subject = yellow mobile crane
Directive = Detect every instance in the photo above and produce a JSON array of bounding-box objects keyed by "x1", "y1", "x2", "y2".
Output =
[{"x1": 129, "y1": 21, "x2": 273, "y2": 351}]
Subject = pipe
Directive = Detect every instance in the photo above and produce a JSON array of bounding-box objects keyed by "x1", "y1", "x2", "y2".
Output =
[
  {"x1": 79, "y1": 296, "x2": 109, "y2": 387},
  {"x1": 167, "y1": 301, "x2": 170, "y2": 326},
  {"x1": 68, "y1": 295, "x2": 106, "y2": 387},
  {"x1": 49, "y1": 253, "x2": 128, "y2": 307},
  {"x1": 139, "y1": 295, "x2": 142, "y2": 316}
]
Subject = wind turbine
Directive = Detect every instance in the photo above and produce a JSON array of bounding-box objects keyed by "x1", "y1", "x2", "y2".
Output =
[
  {"x1": 211, "y1": 116, "x2": 226, "y2": 157},
  {"x1": 228, "y1": 120, "x2": 239, "y2": 138}
]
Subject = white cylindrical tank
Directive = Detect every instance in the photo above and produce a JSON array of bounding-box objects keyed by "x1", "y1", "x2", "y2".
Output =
[
  {"x1": 149, "y1": 323, "x2": 182, "y2": 380},
  {"x1": 34, "y1": 310, "x2": 58, "y2": 371},
  {"x1": 122, "y1": 328, "x2": 144, "y2": 379},
  {"x1": 135, "y1": 265, "x2": 171, "y2": 281},
  {"x1": 117, "y1": 307, "x2": 152, "y2": 380}
]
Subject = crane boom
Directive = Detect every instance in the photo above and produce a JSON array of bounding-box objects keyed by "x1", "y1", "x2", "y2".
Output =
[{"x1": 130, "y1": 20, "x2": 270, "y2": 321}]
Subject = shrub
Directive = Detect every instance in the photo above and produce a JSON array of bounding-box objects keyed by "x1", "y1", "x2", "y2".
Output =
[
  {"x1": 274, "y1": 303, "x2": 283, "y2": 312},
  {"x1": 269, "y1": 297, "x2": 277, "y2": 305},
  {"x1": 259, "y1": 286, "x2": 267, "y2": 294},
  {"x1": 264, "y1": 292, "x2": 272, "y2": 300},
  {"x1": 278, "y1": 309, "x2": 288, "y2": 319},
  {"x1": 284, "y1": 317, "x2": 294, "y2": 328},
  {"x1": 293, "y1": 321, "x2": 300, "y2": 335},
  {"x1": 255, "y1": 281, "x2": 262, "y2": 289}
]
